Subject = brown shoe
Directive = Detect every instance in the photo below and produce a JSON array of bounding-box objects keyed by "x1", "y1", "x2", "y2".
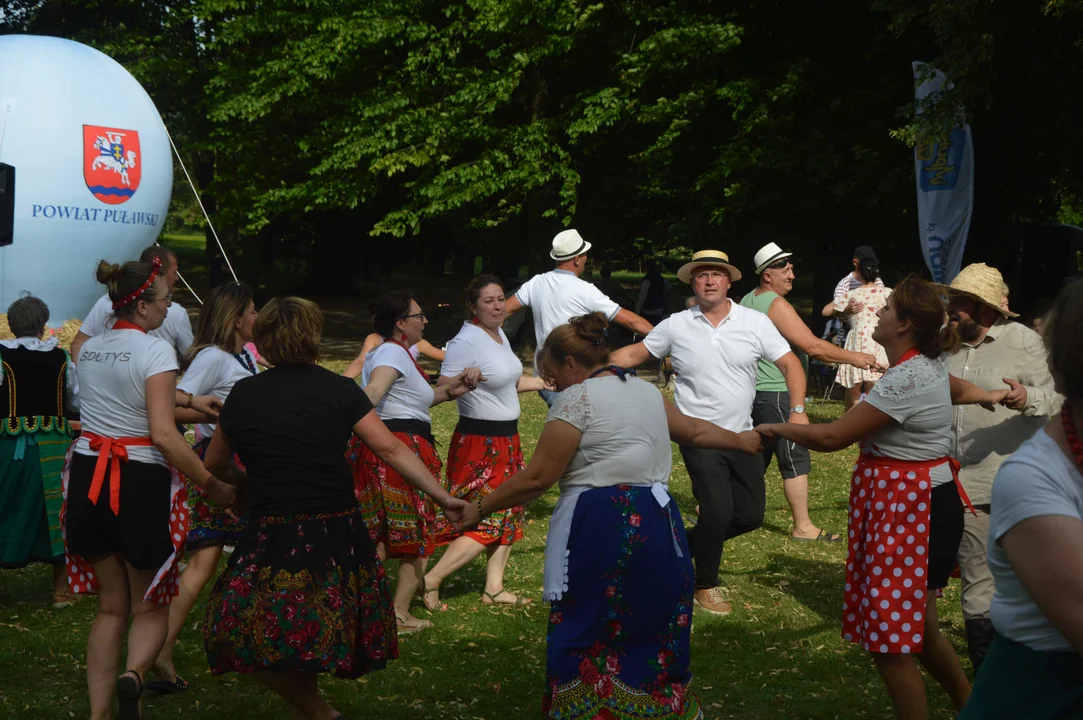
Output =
[{"x1": 694, "y1": 587, "x2": 732, "y2": 615}]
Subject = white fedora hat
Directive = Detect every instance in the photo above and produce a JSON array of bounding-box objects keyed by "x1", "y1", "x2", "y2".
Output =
[
  {"x1": 677, "y1": 249, "x2": 743, "y2": 284},
  {"x1": 753, "y1": 242, "x2": 794, "y2": 275},
  {"x1": 550, "y1": 229, "x2": 592, "y2": 261}
]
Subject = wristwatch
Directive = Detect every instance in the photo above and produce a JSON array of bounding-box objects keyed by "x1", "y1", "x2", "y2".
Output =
[{"x1": 790, "y1": 405, "x2": 806, "y2": 414}]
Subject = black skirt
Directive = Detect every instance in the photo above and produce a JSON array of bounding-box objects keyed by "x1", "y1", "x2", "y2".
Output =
[
  {"x1": 927, "y1": 481, "x2": 964, "y2": 590},
  {"x1": 203, "y1": 507, "x2": 398, "y2": 678}
]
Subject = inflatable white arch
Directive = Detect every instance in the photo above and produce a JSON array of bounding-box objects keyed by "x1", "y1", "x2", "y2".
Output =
[{"x1": 0, "y1": 35, "x2": 173, "y2": 324}]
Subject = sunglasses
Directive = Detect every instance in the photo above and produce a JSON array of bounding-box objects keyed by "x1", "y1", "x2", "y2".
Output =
[{"x1": 766, "y1": 259, "x2": 792, "y2": 271}]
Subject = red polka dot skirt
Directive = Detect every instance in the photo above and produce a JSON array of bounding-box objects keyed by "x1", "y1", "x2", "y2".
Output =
[{"x1": 842, "y1": 454, "x2": 939, "y2": 654}]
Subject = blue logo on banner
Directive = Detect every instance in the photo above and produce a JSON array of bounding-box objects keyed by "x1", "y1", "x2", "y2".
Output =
[{"x1": 916, "y1": 128, "x2": 967, "y2": 192}]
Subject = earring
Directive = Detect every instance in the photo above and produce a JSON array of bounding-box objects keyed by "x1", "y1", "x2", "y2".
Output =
[{"x1": 400, "y1": 332, "x2": 408, "y2": 344}]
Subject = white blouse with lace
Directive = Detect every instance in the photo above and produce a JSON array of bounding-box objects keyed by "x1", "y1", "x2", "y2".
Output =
[
  {"x1": 546, "y1": 376, "x2": 673, "y2": 489},
  {"x1": 542, "y1": 375, "x2": 680, "y2": 601},
  {"x1": 861, "y1": 354, "x2": 954, "y2": 486}
]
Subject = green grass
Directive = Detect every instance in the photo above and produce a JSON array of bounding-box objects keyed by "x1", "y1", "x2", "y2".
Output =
[{"x1": 0, "y1": 389, "x2": 969, "y2": 719}]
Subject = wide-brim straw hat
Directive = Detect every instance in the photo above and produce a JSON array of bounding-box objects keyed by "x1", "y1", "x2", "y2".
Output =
[
  {"x1": 936, "y1": 263, "x2": 1019, "y2": 318},
  {"x1": 677, "y1": 250, "x2": 743, "y2": 284}
]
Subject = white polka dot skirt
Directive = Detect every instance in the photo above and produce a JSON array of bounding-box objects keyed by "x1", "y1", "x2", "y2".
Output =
[{"x1": 842, "y1": 455, "x2": 935, "y2": 655}]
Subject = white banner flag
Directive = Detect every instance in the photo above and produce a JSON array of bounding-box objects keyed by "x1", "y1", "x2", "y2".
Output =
[{"x1": 913, "y1": 62, "x2": 974, "y2": 284}]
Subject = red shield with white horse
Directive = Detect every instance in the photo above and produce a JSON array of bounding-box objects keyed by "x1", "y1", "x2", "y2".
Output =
[{"x1": 83, "y1": 125, "x2": 142, "y2": 205}]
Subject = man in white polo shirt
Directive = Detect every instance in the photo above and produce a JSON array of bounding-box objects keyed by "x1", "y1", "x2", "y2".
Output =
[
  {"x1": 70, "y1": 245, "x2": 193, "y2": 362},
  {"x1": 506, "y1": 229, "x2": 654, "y2": 405},
  {"x1": 611, "y1": 249, "x2": 806, "y2": 616}
]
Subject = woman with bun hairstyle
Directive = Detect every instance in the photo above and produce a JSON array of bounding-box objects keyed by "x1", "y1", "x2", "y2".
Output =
[
  {"x1": 352, "y1": 291, "x2": 483, "y2": 632},
  {"x1": 460, "y1": 312, "x2": 763, "y2": 719},
  {"x1": 422, "y1": 276, "x2": 549, "y2": 611},
  {"x1": 150, "y1": 281, "x2": 259, "y2": 693},
  {"x1": 66, "y1": 258, "x2": 234, "y2": 720},
  {"x1": 758, "y1": 277, "x2": 1009, "y2": 719},
  {"x1": 823, "y1": 255, "x2": 891, "y2": 401}
]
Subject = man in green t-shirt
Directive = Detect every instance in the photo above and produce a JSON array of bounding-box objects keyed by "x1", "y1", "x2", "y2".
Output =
[{"x1": 739, "y1": 242, "x2": 882, "y2": 542}]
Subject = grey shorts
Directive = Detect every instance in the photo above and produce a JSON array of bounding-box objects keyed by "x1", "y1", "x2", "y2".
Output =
[{"x1": 751, "y1": 390, "x2": 812, "y2": 479}]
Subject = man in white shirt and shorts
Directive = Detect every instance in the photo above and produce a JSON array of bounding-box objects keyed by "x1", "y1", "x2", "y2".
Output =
[
  {"x1": 506, "y1": 229, "x2": 654, "y2": 406},
  {"x1": 611, "y1": 250, "x2": 806, "y2": 615},
  {"x1": 70, "y1": 245, "x2": 193, "y2": 362}
]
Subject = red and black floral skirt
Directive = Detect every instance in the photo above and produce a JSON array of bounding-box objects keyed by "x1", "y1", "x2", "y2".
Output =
[
  {"x1": 203, "y1": 507, "x2": 397, "y2": 678},
  {"x1": 433, "y1": 419, "x2": 525, "y2": 546},
  {"x1": 349, "y1": 423, "x2": 440, "y2": 559}
]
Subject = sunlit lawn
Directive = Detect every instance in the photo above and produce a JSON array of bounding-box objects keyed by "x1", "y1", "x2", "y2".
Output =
[{"x1": 0, "y1": 380, "x2": 970, "y2": 719}]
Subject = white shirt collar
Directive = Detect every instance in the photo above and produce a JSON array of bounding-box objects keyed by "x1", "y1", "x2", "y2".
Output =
[{"x1": 0, "y1": 336, "x2": 60, "y2": 352}]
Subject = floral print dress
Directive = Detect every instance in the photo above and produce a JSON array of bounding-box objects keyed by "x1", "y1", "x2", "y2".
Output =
[{"x1": 834, "y1": 284, "x2": 891, "y2": 388}]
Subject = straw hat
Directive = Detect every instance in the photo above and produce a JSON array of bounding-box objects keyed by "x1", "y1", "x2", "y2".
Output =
[
  {"x1": 938, "y1": 263, "x2": 1019, "y2": 318},
  {"x1": 753, "y1": 242, "x2": 793, "y2": 275},
  {"x1": 550, "y1": 229, "x2": 592, "y2": 261},
  {"x1": 677, "y1": 250, "x2": 743, "y2": 284}
]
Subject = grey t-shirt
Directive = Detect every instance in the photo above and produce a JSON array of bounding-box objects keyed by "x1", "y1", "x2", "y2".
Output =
[
  {"x1": 862, "y1": 355, "x2": 954, "y2": 486},
  {"x1": 989, "y1": 428, "x2": 1082, "y2": 652}
]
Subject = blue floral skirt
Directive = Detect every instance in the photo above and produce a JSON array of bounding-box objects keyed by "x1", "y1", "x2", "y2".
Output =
[
  {"x1": 545, "y1": 485, "x2": 702, "y2": 719},
  {"x1": 203, "y1": 507, "x2": 397, "y2": 679},
  {"x1": 185, "y1": 438, "x2": 247, "y2": 550}
]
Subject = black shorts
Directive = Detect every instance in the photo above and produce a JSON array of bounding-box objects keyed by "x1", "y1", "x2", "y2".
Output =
[
  {"x1": 751, "y1": 391, "x2": 812, "y2": 479},
  {"x1": 65, "y1": 452, "x2": 175, "y2": 571},
  {"x1": 927, "y1": 481, "x2": 964, "y2": 590}
]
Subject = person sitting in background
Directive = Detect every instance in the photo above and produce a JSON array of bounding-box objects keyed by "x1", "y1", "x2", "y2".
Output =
[
  {"x1": 460, "y1": 312, "x2": 762, "y2": 719},
  {"x1": 635, "y1": 260, "x2": 671, "y2": 327},
  {"x1": 958, "y1": 278, "x2": 1083, "y2": 718},
  {"x1": 0, "y1": 295, "x2": 78, "y2": 607}
]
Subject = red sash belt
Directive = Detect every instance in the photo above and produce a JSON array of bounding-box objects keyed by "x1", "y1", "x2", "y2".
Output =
[
  {"x1": 83, "y1": 431, "x2": 154, "y2": 515},
  {"x1": 858, "y1": 453, "x2": 976, "y2": 516}
]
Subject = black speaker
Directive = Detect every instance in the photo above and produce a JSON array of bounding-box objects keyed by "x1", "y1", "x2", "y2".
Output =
[{"x1": 0, "y1": 162, "x2": 13, "y2": 247}]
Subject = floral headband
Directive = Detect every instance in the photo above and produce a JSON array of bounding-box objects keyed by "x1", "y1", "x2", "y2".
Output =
[{"x1": 112, "y1": 257, "x2": 163, "y2": 310}]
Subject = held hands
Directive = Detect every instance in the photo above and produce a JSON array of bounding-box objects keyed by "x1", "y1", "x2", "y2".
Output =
[
  {"x1": 753, "y1": 423, "x2": 780, "y2": 440},
  {"x1": 848, "y1": 299, "x2": 866, "y2": 314},
  {"x1": 191, "y1": 395, "x2": 223, "y2": 419},
  {"x1": 1001, "y1": 378, "x2": 1028, "y2": 410},
  {"x1": 460, "y1": 499, "x2": 482, "y2": 530},
  {"x1": 205, "y1": 476, "x2": 238, "y2": 517},
  {"x1": 978, "y1": 388, "x2": 1009, "y2": 412},
  {"x1": 450, "y1": 368, "x2": 488, "y2": 398},
  {"x1": 736, "y1": 430, "x2": 764, "y2": 455}
]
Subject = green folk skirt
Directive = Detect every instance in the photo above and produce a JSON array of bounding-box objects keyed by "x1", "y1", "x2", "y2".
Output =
[
  {"x1": 959, "y1": 634, "x2": 1083, "y2": 719},
  {"x1": 0, "y1": 430, "x2": 72, "y2": 567}
]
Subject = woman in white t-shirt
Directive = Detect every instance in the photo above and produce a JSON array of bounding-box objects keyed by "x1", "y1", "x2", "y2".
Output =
[
  {"x1": 459, "y1": 313, "x2": 761, "y2": 718},
  {"x1": 421, "y1": 276, "x2": 549, "y2": 611},
  {"x1": 343, "y1": 333, "x2": 445, "y2": 380},
  {"x1": 65, "y1": 258, "x2": 235, "y2": 720},
  {"x1": 960, "y1": 280, "x2": 1083, "y2": 718},
  {"x1": 351, "y1": 291, "x2": 481, "y2": 632},
  {"x1": 756, "y1": 277, "x2": 1007, "y2": 719},
  {"x1": 151, "y1": 281, "x2": 259, "y2": 693}
]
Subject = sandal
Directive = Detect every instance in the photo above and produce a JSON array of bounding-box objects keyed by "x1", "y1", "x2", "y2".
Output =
[
  {"x1": 481, "y1": 589, "x2": 532, "y2": 606},
  {"x1": 395, "y1": 613, "x2": 433, "y2": 633},
  {"x1": 416, "y1": 579, "x2": 448, "y2": 612},
  {"x1": 116, "y1": 670, "x2": 143, "y2": 720},
  {"x1": 146, "y1": 675, "x2": 190, "y2": 695},
  {"x1": 790, "y1": 528, "x2": 843, "y2": 543}
]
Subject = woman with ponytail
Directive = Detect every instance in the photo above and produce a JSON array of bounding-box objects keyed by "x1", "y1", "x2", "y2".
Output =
[
  {"x1": 351, "y1": 291, "x2": 483, "y2": 632},
  {"x1": 66, "y1": 258, "x2": 234, "y2": 720},
  {"x1": 758, "y1": 277, "x2": 1010, "y2": 719},
  {"x1": 823, "y1": 255, "x2": 891, "y2": 405},
  {"x1": 150, "y1": 281, "x2": 259, "y2": 693},
  {"x1": 460, "y1": 312, "x2": 763, "y2": 719}
]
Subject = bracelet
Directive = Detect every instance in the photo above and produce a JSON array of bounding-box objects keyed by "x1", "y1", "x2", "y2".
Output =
[
  {"x1": 182, "y1": 390, "x2": 194, "y2": 409},
  {"x1": 476, "y1": 496, "x2": 485, "y2": 517}
]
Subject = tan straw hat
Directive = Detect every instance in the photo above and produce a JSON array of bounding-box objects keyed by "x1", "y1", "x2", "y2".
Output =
[
  {"x1": 677, "y1": 250, "x2": 743, "y2": 284},
  {"x1": 937, "y1": 263, "x2": 1019, "y2": 318}
]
